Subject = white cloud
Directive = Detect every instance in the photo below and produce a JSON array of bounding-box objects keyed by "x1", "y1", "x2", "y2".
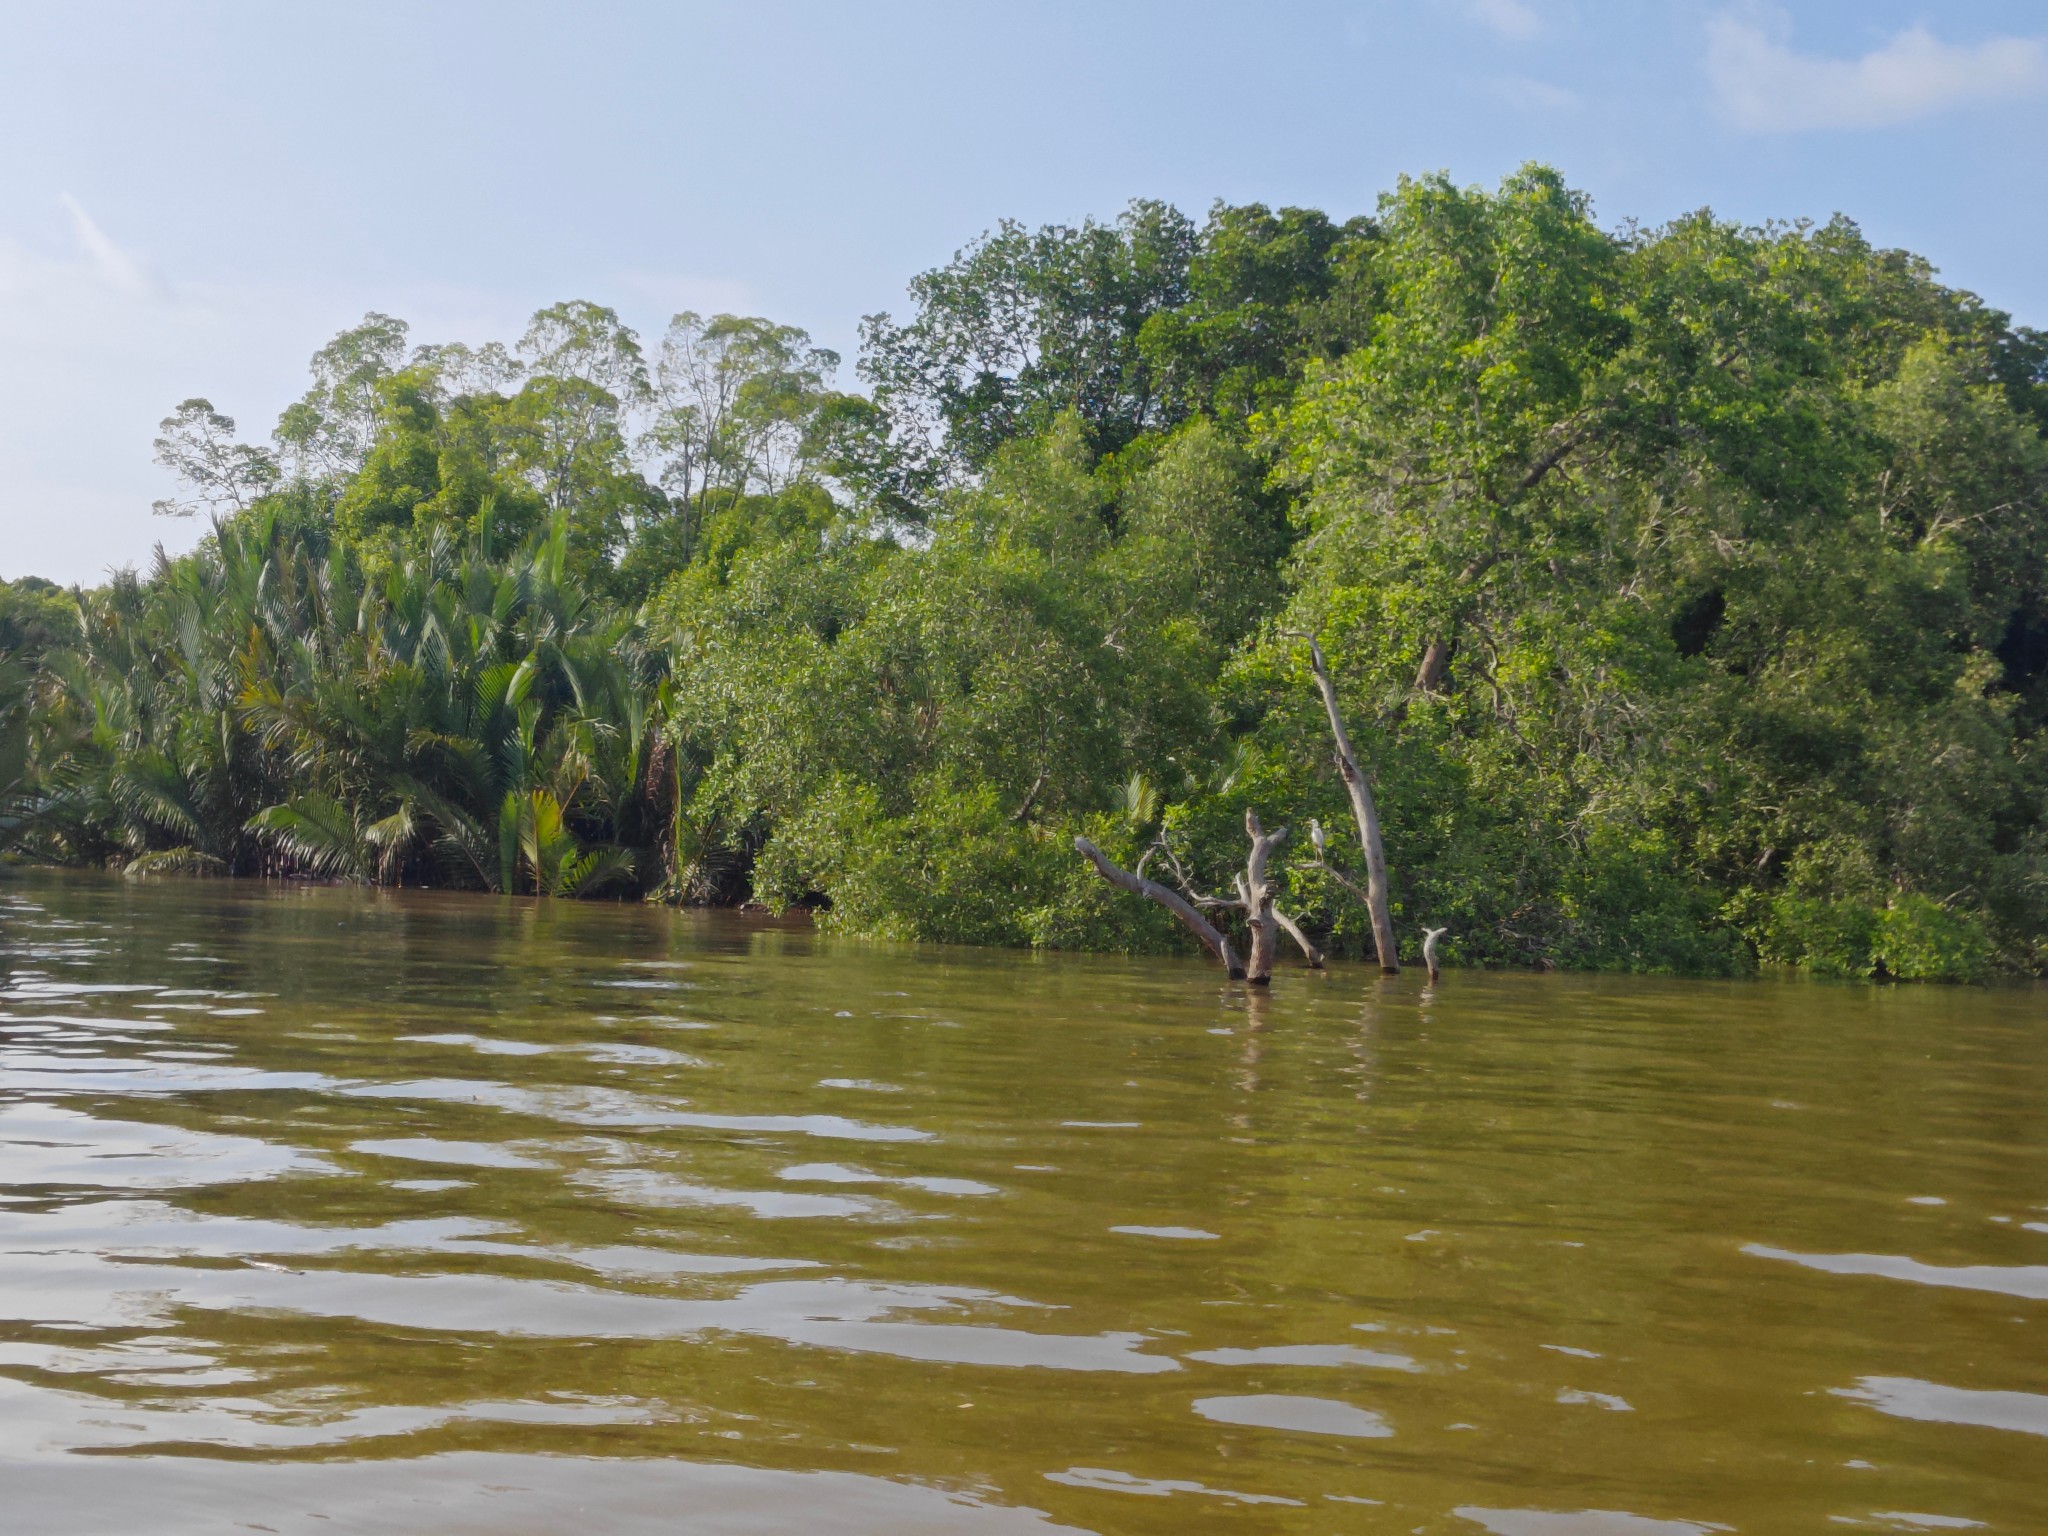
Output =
[
  {"x1": 1466, "y1": 0, "x2": 1541, "y2": 42},
  {"x1": 58, "y1": 194, "x2": 163, "y2": 301},
  {"x1": 1493, "y1": 75, "x2": 1579, "y2": 112},
  {"x1": 1707, "y1": 11, "x2": 2048, "y2": 131}
]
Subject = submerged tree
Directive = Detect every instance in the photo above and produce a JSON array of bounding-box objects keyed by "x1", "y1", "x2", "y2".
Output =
[{"x1": 1076, "y1": 636, "x2": 1402, "y2": 979}]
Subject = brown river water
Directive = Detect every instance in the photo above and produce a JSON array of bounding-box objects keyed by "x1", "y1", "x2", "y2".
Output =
[{"x1": 0, "y1": 869, "x2": 2042, "y2": 1534}]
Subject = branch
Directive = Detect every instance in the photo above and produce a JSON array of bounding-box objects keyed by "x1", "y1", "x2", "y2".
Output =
[
  {"x1": 1303, "y1": 639, "x2": 1360, "y2": 776},
  {"x1": 1010, "y1": 768, "x2": 1048, "y2": 823},
  {"x1": 1075, "y1": 837, "x2": 1245, "y2": 978},
  {"x1": 1137, "y1": 835, "x2": 1201, "y2": 899},
  {"x1": 1301, "y1": 857, "x2": 1371, "y2": 906},
  {"x1": 1408, "y1": 551, "x2": 1500, "y2": 697},
  {"x1": 1487, "y1": 418, "x2": 1593, "y2": 505},
  {"x1": 1273, "y1": 907, "x2": 1325, "y2": 969},
  {"x1": 1509, "y1": 431, "x2": 1582, "y2": 497},
  {"x1": 1244, "y1": 811, "x2": 1289, "y2": 879}
]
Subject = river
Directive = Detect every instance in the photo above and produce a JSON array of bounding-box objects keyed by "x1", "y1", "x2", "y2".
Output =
[{"x1": 0, "y1": 870, "x2": 2041, "y2": 1532}]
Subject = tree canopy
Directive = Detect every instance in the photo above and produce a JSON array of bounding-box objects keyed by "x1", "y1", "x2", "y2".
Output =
[{"x1": 5, "y1": 165, "x2": 2045, "y2": 982}]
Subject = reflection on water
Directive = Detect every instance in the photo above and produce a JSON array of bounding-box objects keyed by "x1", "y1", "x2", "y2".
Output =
[
  {"x1": 1452, "y1": 1511, "x2": 1727, "y2": 1536},
  {"x1": 1190, "y1": 1393, "x2": 1394, "y2": 1437},
  {"x1": 1743, "y1": 1243, "x2": 2048, "y2": 1300},
  {"x1": 1836, "y1": 1377, "x2": 2048, "y2": 1438},
  {"x1": 0, "y1": 871, "x2": 2043, "y2": 1533}
]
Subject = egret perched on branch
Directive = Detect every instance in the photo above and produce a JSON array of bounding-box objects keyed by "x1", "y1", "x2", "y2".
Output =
[{"x1": 1309, "y1": 818, "x2": 1326, "y2": 858}]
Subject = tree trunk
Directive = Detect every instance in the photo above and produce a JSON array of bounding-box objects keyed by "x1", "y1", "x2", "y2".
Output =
[
  {"x1": 1305, "y1": 639, "x2": 1399, "y2": 974},
  {"x1": 1422, "y1": 926, "x2": 1448, "y2": 984},
  {"x1": 1074, "y1": 837, "x2": 1245, "y2": 978},
  {"x1": 1411, "y1": 637, "x2": 1452, "y2": 695},
  {"x1": 1238, "y1": 811, "x2": 1290, "y2": 984},
  {"x1": 1409, "y1": 553, "x2": 1500, "y2": 701}
]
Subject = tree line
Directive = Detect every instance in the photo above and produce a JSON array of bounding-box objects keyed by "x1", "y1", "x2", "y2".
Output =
[{"x1": 4, "y1": 164, "x2": 2045, "y2": 981}]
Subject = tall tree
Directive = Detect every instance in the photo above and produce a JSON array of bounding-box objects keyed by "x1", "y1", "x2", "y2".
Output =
[
  {"x1": 151, "y1": 399, "x2": 279, "y2": 518},
  {"x1": 646, "y1": 313, "x2": 840, "y2": 509},
  {"x1": 859, "y1": 199, "x2": 1197, "y2": 476},
  {"x1": 273, "y1": 313, "x2": 412, "y2": 482}
]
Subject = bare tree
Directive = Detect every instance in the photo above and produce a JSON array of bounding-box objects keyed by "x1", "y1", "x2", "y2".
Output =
[
  {"x1": 1235, "y1": 811, "x2": 1288, "y2": 982},
  {"x1": 1298, "y1": 636, "x2": 1399, "y2": 974},
  {"x1": 1075, "y1": 635, "x2": 1413, "y2": 984},
  {"x1": 1273, "y1": 908, "x2": 1325, "y2": 969},
  {"x1": 1075, "y1": 811, "x2": 1323, "y2": 984}
]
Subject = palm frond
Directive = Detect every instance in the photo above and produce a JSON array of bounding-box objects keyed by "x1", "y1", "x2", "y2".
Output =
[
  {"x1": 123, "y1": 847, "x2": 227, "y2": 879},
  {"x1": 247, "y1": 793, "x2": 370, "y2": 880},
  {"x1": 555, "y1": 845, "x2": 637, "y2": 898}
]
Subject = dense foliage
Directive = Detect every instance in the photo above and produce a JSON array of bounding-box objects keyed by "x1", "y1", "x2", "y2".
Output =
[{"x1": 6, "y1": 166, "x2": 2046, "y2": 980}]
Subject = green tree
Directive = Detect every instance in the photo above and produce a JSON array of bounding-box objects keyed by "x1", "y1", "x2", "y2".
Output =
[
  {"x1": 859, "y1": 199, "x2": 1197, "y2": 475},
  {"x1": 13, "y1": 167, "x2": 2046, "y2": 980},
  {"x1": 273, "y1": 312, "x2": 412, "y2": 482}
]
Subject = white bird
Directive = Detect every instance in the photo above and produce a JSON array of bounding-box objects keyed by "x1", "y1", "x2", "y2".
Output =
[
  {"x1": 1421, "y1": 926, "x2": 1450, "y2": 985},
  {"x1": 1309, "y1": 818, "x2": 1327, "y2": 858}
]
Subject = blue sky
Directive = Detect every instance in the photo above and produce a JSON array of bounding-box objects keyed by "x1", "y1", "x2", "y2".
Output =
[{"x1": 4, "y1": 0, "x2": 2046, "y2": 583}]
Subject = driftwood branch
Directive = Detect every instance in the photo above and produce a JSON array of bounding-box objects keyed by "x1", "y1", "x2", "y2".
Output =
[
  {"x1": 1075, "y1": 836, "x2": 1245, "y2": 979},
  {"x1": 1146, "y1": 839, "x2": 1242, "y2": 913},
  {"x1": 1302, "y1": 833, "x2": 1372, "y2": 908},
  {"x1": 1273, "y1": 907, "x2": 1324, "y2": 968},
  {"x1": 1079, "y1": 815, "x2": 1326, "y2": 985},
  {"x1": 1301, "y1": 638, "x2": 1399, "y2": 974}
]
